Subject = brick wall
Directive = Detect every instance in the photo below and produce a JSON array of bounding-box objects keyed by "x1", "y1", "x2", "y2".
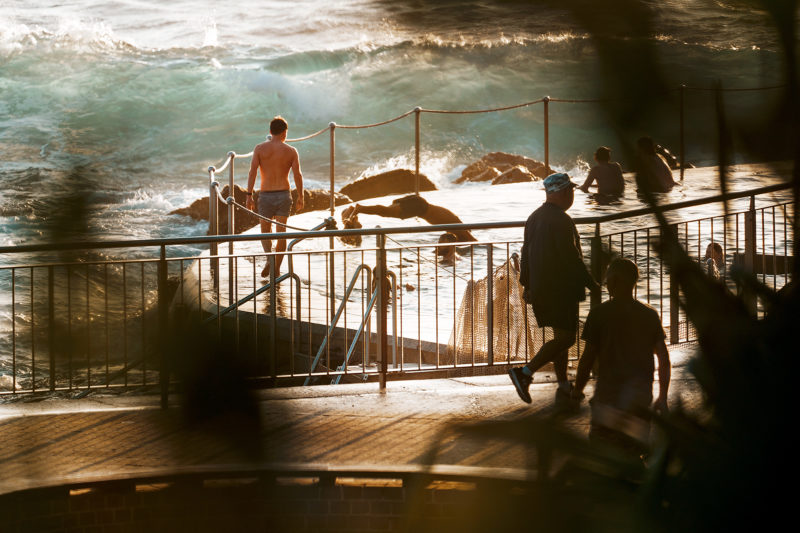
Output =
[{"x1": 0, "y1": 477, "x2": 529, "y2": 533}]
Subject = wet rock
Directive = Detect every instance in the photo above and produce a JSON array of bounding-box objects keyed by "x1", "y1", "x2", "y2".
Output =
[
  {"x1": 491, "y1": 165, "x2": 535, "y2": 185},
  {"x1": 340, "y1": 169, "x2": 437, "y2": 202},
  {"x1": 170, "y1": 184, "x2": 258, "y2": 235},
  {"x1": 456, "y1": 151, "x2": 551, "y2": 183},
  {"x1": 290, "y1": 188, "x2": 352, "y2": 215},
  {"x1": 171, "y1": 185, "x2": 350, "y2": 234},
  {"x1": 455, "y1": 161, "x2": 503, "y2": 183},
  {"x1": 656, "y1": 144, "x2": 694, "y2": 170}
]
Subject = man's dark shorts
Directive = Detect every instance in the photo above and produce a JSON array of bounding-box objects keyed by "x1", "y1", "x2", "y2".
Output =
[
  {"x1": 258, "y1": 190, "x2": 293, "y2": 219},
  {"x1": 391, "y1": 194, "x2": 429, "y2": 219},
  {"x1": 531, "y1": 300, "x2": 579, "y2": 332}
]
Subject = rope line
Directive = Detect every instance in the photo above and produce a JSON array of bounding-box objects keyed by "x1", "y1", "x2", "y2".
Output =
[
  {"x1": 683, "y1": 84, "x2": 786, "y2": 92},
  {"x1": 228, "y1": 199, "x2": 312, "y2": 232},
  {"x1": 423, "y1": 98, "x2": 545, "y2": 115},
  {"x1": 207, "y1": 83, "x2": 788, "y2": 157},
  {"x1": 287, "y1": 125, "x2": 331, "y2": 142},
  {"x1": 334, "y1": 109, "x2": 416, "y2": 129},
  {"x1": 385, "y1": 234, "x2": 472, "y2": 283},
  {"x1": 549, "y1": 97, "x2": 610, "y2": 104}
]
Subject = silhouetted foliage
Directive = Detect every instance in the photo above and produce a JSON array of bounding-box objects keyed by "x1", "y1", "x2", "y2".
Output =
[{"x1": 395, "y1": 1, "x2": 799, "y2": 531}]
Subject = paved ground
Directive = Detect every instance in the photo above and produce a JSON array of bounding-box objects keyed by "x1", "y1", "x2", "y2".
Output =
[{"x1": 0, "y1": 344, "x2": 702, "y2": 495}]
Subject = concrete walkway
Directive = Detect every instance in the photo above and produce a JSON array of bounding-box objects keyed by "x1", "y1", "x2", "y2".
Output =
[{"x1": 0, "y1": 344, "x2": 702, "y2": 496}]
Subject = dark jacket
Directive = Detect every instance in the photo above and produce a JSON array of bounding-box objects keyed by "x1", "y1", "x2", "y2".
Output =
[{"x1": 519, "y1": 202, "x2": 595, "y2": 305}]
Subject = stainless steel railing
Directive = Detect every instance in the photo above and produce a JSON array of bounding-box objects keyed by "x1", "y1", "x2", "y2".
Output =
[{"x1": 0, "y1": 183, "x2": 794, "y2": 400}]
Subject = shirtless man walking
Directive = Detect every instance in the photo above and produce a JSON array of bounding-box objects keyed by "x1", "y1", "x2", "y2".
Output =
[{"x1": 246, "y1": 116, "x2": 304, "y2": 278}]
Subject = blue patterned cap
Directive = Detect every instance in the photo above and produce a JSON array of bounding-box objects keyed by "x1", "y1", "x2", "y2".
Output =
[{"x1": 543, "y1": 172, "x2": 577, "y2": 193}]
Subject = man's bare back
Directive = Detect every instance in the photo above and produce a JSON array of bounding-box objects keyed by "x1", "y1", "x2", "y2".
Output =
[{"x1": 248, "y1": 139, "x2": 301, "y2": 193}]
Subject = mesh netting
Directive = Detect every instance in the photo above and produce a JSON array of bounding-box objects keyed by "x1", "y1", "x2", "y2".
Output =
[{"x1": 446, "y1": 256, "x2": 545, "y2": 366}]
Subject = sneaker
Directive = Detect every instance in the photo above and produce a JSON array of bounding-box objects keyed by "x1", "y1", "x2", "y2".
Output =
[{"x1": 508, "y1": 367, "x2": 532, "y2": 404}]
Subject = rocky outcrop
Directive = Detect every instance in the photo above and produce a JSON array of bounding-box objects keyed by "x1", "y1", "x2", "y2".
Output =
[
  {"x1": 171, "y1": 185, "x2": 350, "y2": 235},
  {"x1": 655, "y1": 144, "x2": 694, "y2": 170},
  {"x1": 456, "y1": 152, "x2": 552, "y2": 184},
  {"x1": 340, "y1": 169, "x2": 437, "y2": 202},
  {"x1": 171, "y1": 184, "x2": 259, "y2": 235},
  {"x1": 290, "y1": 188, "x2": 352, "y2": 215},
  {"x1": 491, "y1": 165, "x2": 536, "y2": 185}
]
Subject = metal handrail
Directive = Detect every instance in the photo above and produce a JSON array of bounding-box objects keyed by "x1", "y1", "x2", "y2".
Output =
[
  {"x1": 304, "y1": 264, "x2": 374, "y2": 386},
  {"x1": 1, "y1": 180, "x2": 792, "y2": 255},
  {"x1": 331, "y1": 270, "x2": 398, "y2": 385},
  {"x1": 201, "y1": 271, "x2": 301, "y2": 324}
]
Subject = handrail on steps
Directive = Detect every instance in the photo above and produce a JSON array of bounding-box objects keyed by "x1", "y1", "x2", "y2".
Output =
[{"x1": 303, "y1": 266, "x2": 398, "y2": 386}]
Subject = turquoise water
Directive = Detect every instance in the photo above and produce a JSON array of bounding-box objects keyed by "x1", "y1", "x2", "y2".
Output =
[
  {"x1": 0, "y1": 0, "x2": 792, "y2": 249},
  {"x1": 0, "y1": 1, "x2": 796, "y2": 388}
]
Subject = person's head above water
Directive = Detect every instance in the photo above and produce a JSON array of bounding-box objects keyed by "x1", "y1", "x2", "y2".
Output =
[
  {"x1": 544, "y1": 172, "x2": 577, "y2": 210},
  {"x1": 436, "y1": 232, "x2": 458, "y2": 260},
  {"x1": 594, "y1": 146, "x2": 611, "y2": 162},
  {"x1": 637, "y1": 136, "x2": 656, "y2": 156},
  {"x1": 606, "y1": 257, "x2": 639, "y2": 299}
]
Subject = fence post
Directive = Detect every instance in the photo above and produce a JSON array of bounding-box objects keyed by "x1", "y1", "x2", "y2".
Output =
[
  {"x1": 415, "y1": 107, "x2": 421, "y2": 195},
  {"x1": 270, "y1": 256, "x2": 277, "y2": 382},
  {"x1": 669, "y1": 258, "x2": 680, "y2": 344},
  {"x1": 543, "y1": 96, "x2": 550, "y2": 171},
  {"x1": 227, "y1": 196, "x2": 235, "y2": 307},
  {"x1": 377, "y1": 233, "x2": 388, "y2": 391},
  {"x1": 329, "y1": 123, "x2": 336, "y2": 216},
  {"x1": 486, "y1": 245, "x2": 494, "y2": 366},
  {"x1": 679, "y1": 85, "x2": 686, "y2": 182},
  {"x1": 227, "y1": 151, "x2": 235, "y2": 238},
  {"x1": 208, "y1": 168, "x2": 219, "y2": 289},
  {"x1": 590, "y1": 223, "x2": 602, "y2": 309},
  {"x1": 329, "y1": 123, "x2": 337, "y2": 320},
  {"x1": 743, "y1": 195, "x2": 758, "y2": 314},
  {"x1": 48, "y1": 265, "x2": 55, "y2": 391},
  {"x1": 158, "y1": 245, "x2": 169, "y2": 409}
]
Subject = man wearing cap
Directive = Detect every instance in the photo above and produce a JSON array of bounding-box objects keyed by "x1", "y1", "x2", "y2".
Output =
[{"x1": 509, "y1": 172, "x2": 600, "y2": 404}]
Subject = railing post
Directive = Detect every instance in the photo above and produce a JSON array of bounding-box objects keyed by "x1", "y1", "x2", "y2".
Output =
[
  {"x1": 679, "y1": 84, "x2": 686, "y2": 181},
  {"x1": 590, "y1": 223, "x2": 602, "y2": 309},
  {"x1": 228, "y1": 151, "x2": 235, "y2": 238},
  {"x1": 270, "y1": 256, "x2": 277, "y2": 382},
  {"x1": 486, "y1": 245, "x2": 494, "y2": 366},
  {"x1": 669, "y1": 251, "x2": 680, "y2": 344},
  {"x1": 543, "y1": 96, "x2": 550, "y2": 171},
  {"x1": 158, "y1": 245, "x2": 169, "y2": 409},
  {"x1": 377, "y1": 233, "x2": 388, "y2": 391},
  {"x1": 329, "y1": 123, "x2": 336, "y2": 215},
  {"x1": 227, "y1": 196, "x2": 235, "y2": 307},
  {"x1": 48, "y1": 265, "x2": 55, "y2": 391},
  {"x1": 208, "y1": 168, "x2": 219, "y2": 290},
  {"x1": 743, "y1": 195, "x2": 758, "y2": 314},
  {"x1": 414, "y1": 107, "x2": 421, "y2": 195},
  {"x1": 329, "y1": 123, "x2": 337, "y2": 320}
]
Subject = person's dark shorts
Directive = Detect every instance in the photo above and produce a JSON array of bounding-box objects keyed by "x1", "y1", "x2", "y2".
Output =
[
  {"x1": 531, "y1": 300, "x2": 579, "y2": 332},
  {"x1": 257, "y1": 190, "x2": 293, "y2": 219},
  {"x1": 390, "y1": 194, "x2": 429, "y2": 219}
]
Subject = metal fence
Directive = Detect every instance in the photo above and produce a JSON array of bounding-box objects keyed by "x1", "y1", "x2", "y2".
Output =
[{"x1": 0, "y1": 183, "x2": 793, "y2": 400}]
